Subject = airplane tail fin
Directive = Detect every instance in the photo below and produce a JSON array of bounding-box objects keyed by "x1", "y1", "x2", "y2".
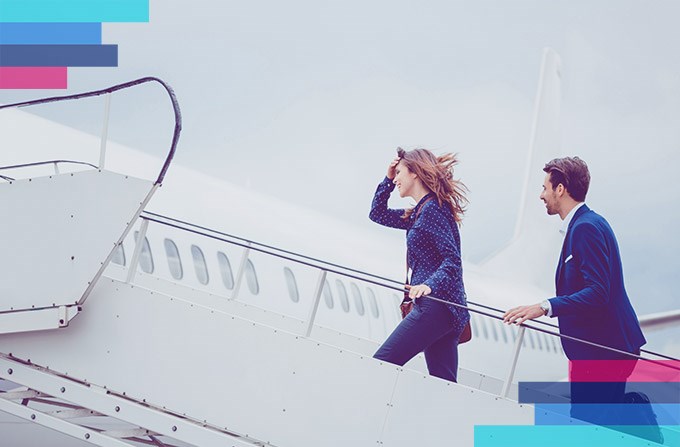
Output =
[{"x1": 481, "y1": 48, "x2": 563, "y2": 293}]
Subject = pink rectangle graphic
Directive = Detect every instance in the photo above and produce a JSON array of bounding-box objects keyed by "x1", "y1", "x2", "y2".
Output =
[
  {"x1": 569, "y1": 359, "x2": 680, "y2": 382},
  {"x1": 0, "y1": 67, "x2": 67, "y2": 89}
]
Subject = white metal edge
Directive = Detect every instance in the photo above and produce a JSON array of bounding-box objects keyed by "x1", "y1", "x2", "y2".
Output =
[
  {"x1": 0, "y1": 357, "x2": 256, "y2": 447},
  {"x1": 0, "y1": 397, "x2": 136, "y2": 447}
]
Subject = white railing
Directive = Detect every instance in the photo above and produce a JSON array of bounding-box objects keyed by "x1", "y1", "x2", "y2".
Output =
[{"x1": 129, "y1": 211, "x2": 679, "y2": 398}]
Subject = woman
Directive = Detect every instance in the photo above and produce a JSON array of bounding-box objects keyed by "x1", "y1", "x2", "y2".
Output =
[{"x1": 369, "y1": 147, "x2": 470, "y2": 382}]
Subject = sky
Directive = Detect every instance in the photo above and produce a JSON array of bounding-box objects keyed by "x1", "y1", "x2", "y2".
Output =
[{"x1": 1, "y1": 0, "x2": 678, "y2": 316}]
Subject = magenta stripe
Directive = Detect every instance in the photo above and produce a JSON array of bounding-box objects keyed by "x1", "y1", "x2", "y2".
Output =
[
  {"x1": 0, "y1": 67, "x2": 67, "y2": 89},
  {"x1": 569, "y1": 359, "x2": 680, "y2": 382}
]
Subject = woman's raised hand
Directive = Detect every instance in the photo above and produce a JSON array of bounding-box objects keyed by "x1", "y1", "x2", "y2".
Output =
[{"x1": 387, "y1": 157, "x2": 401, "y2": 180}]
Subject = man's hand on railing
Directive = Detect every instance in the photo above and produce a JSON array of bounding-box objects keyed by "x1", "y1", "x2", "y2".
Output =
[{"x1": 503, "y1": 304, "x2": 545, "y2": 326}]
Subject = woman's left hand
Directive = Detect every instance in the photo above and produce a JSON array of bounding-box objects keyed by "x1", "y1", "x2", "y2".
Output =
[{"x1": 406, "y1": 284, "x2": 432, "y2": 299}]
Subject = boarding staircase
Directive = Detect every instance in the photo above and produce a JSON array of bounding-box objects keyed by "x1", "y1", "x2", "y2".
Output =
[{"x1": 1, "y1": 78, "x2": 675, "y2": 447}]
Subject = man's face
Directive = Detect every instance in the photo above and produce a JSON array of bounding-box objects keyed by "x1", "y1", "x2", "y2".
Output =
[{"x1": 540, "y1": 173, "x2": 560, "y2": 216}]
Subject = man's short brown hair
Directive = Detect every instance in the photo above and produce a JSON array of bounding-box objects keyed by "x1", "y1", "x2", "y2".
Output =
[{"x1": 543, "y1": 156, "x2": 590, "y2": 202}]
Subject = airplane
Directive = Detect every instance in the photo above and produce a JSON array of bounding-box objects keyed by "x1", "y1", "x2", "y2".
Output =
[{"x1": 0, "y1": 50, "x2": 677, "y2": 447}]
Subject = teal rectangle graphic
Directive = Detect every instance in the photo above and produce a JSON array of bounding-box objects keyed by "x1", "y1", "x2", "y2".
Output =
[
  {"x1": 474, "y1": 425, "x2": 679, "y2": 447},
  {"x1": 0, "y1": 1, "x2": 149, "y2": 23}
]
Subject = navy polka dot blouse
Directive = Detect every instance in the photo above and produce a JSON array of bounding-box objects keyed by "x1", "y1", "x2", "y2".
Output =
[{"x1": 369, "y1": 177, "x2": 470, "y2": 322}]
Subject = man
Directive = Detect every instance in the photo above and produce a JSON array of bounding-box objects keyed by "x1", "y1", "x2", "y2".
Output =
[{"x1": 503, "y1": 157, "x2": 646, "y2": 416}]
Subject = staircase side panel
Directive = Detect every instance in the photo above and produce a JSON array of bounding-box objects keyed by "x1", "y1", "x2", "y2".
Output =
[
  {"x1": 0, "y1": 171, "x2": 152, "y2": 311},
  {"x1": 0, "y1": 279, "x2": 533, "y2": 447}
]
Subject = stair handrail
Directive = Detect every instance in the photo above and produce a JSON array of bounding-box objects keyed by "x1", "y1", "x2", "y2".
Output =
[
  {"x1": 140, "y1": 211, "x2": 676, "y2": 362},
  {"x1": 0, "y1": 77, "x2": 181, "y2": 185},
  {"x1": 136, "y1": 211, "x2": 680, "y2": 380}
]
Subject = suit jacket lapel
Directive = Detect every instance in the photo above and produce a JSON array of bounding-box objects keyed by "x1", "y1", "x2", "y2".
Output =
[{"x1": 556, "y1": 204, "x2": 590, "y2": 290}]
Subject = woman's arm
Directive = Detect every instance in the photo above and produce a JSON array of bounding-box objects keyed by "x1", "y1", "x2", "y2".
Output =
[{"x1": 368, "y1": 177, "x2": 410, "y2": 230}]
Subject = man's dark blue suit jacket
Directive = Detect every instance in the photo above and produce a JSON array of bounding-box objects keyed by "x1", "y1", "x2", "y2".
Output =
[{"x1": 548, "y1": 204, "x2": 646, "y2": 360}]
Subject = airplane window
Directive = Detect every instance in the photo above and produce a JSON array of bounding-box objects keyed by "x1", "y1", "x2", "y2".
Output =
[
  {"x1": 245, "y1": 259, "x2": 259, "y2": 295},
  {"x1": 499, "y1": 321, "x2": 509, "y2": 343},
  {"x1": 350, "y1": 283, "x2": 365, "y2": 316},
  {"x1": 480, "y1": 316, "x2": 489, "y2": 340},
  {"x1": 469, "y1": 314, "x2": 478, "y2": 336},
  {"x1": 527, "y1": 330, "x2": 536, "y2": 349},
  {"x1": 490, "y1": 319, "x2": 499, "y2": 341},
  {"x1": 191, "y1": 245, "x2": 209, "y2": 285},
  {"x1": 111, "y1": 244, "x2": 125, "y2": 266},
  {"x1": 365, "y1": 287, "x2": 379, "y2": 318},
  {"x1": 217, "y1": 251, "x2": 234, "y2": 289},
  {"x1": 323, "y1": 280, "x2": 334, "y2": 309},
  {"x1": 335, "y1": 280, "x2": 350, "y2": 313},
  {"x1": 164, "y1": 239, "x2": 183, "y2": 280},
  {"x1": 551, "y1": 335, "x2": 559, "y2": 353},
  {"x1": 283, "y1": 267, "x2": 299, "y2": 303},
  {"x1": 134, "y1": 231, "x2": 154, "y2": 274}
]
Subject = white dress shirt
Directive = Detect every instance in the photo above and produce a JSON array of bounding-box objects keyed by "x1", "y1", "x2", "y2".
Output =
[{"x1": 545, "y1": 202, "x2": 586, "y2": 317}]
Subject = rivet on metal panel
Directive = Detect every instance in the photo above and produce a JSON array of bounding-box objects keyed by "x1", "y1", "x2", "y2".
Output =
[
  {"x1": 7, "y1": 369, "x2": 12, "y2": 374},
  {"x1": 30, "y1": 414, "x2": 35, "y2": 420},
  {"x1": 172, "y1": 426, "x2": 177, "y2": 432},
  {"x1": 115, "y1": 406, "x2": 120, "y2": 412},
  {"x1": 60, "y1": 387, "x2": 66, "y2": 393},
  {"x1": 85, "y1": 433, "x2": 90, "y2": 439}
]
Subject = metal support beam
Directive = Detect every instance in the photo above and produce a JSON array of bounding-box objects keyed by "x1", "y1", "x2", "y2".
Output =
[
  {"x1": 0, "y1": 356, "x2": 257, "y2": 447},
  {"x1": 303, "y1": 270, "x2": 327, "y2": 338},
  {"x1": 229, "y1": 243, "x2": 251, "y2": 301},
  {"x1": 99, "y1": 94, "x2": 112, "y2": 170},
  {"x1": 0, "y1": 396, "x2": 136, "y2": 447},
  {"x1": 500, "y1": 325, "x2": 526, "y2": 399},
  {"x1": 125, "y1": 219, "x2": 149, "y2": 284},
  {"x1": 48, "y1": 408, "x2": 102, "y2": 419},
  {"x1": 0, "y1": 305, "x2": 79, "y2": 335}
]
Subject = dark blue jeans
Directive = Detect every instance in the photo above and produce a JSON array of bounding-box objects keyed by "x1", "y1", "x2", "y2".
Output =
[{"x1": 373, "y1": 297, "x2": 462, "y2": 382}]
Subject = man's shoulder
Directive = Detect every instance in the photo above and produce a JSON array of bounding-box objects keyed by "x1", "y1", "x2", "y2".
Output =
[{"x1": 571, "y1": 209, "x2": 614, "y2": 242}]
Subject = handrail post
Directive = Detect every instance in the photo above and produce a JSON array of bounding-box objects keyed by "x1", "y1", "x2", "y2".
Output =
[
  {"x1": 303, "y1": 270, "x2": 327, "y2": 338},
  {"x1": 230, "y1": 242, "x2": 251, "y2": 301},
  {"x1": 125, "y1": 218, "x2": 149, "y2": 284},
  {"x1": 99, "y1": 93, "x2": 112, "y2": 170},
  {"x1": 53, "y1": 161, "x2": 60, "y2": 174},
  {"x1": 500, "y1": 325, "x2": 526, "y2": 399}
]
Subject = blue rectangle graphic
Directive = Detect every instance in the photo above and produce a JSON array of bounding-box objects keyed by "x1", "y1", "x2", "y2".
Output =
[
  {"x1": 0, "y1": 23, "x2": 101, "y2": 44},
  {"x1": 0, "y1": 44, "x2": 117, "y2": 67},
  {"x1": 535, "y1": 403, "x2": 680, "y2": 426},
  {"x1": 0, "y1": 1, "x2": 148, "y2": 23},
  {"x1": 519, "y1": 382, "x2": 680, "y2": 404}
]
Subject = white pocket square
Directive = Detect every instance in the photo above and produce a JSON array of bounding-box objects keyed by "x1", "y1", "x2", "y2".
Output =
[{"x1": 564, "y1": 254, "x2": 573, "y2": 264}]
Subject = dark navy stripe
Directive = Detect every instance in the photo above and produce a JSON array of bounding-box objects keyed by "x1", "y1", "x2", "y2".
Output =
[
  {"x1": 0, "y1": 23, "x2": 101, "y2": 44},
  {"x1": 519, "y1": 382, "x2": 680, "y2": 404},
  {"x1": 0, "y1": 45, "x2": 117, "y2": 67}
]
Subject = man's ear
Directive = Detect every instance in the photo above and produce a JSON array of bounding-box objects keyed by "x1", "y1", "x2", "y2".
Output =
[{"x1": 556, "y1": 183, "x2": 566, "y2": 197}]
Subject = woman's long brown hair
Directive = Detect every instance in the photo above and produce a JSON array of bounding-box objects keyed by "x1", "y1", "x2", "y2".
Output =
[{"x1": 397, "y1": 147, "x2": 468, "y2": 223}]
